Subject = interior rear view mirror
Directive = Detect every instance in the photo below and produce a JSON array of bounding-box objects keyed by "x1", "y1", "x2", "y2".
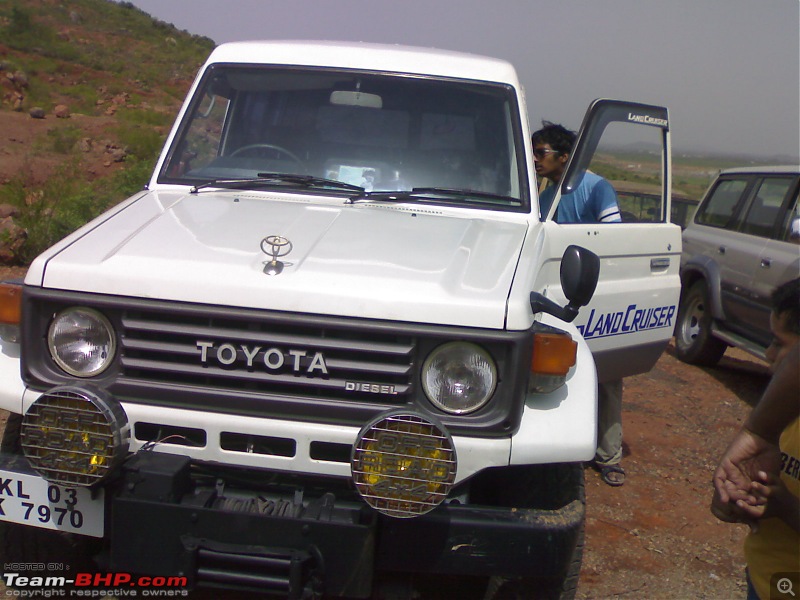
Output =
[{"x1": 330, "y1": 90, "x2": 383, "y2": 109}]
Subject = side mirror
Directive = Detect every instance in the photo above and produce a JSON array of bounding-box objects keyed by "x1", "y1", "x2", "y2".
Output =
[{"x1": 530, "y1": 245, "x2": 600, "y2": 323}]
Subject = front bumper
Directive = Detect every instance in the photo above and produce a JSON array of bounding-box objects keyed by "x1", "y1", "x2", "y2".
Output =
[
  {"x1": 0, "y1": 451, "x2": 584, "y2": 599},
  {"x1": 108, "y1": 453, "x2": 583, "y2": 598}
]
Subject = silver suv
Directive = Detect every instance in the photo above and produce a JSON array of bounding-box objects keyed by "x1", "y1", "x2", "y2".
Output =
[{"x1": 676, "y1": 165, "x2": 800, "y2": 365}]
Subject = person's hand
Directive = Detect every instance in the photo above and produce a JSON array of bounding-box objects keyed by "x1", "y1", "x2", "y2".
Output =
[
  {"x1": 712, "y1": 427, "x2": 781, "y2": 504},
  {"x1": 710, "y1": 488, "x2": 747, "y2": 524},
  {"x1": 736, "y1": 471, "x2": 777, "y2": 515},
  {"x1": 735, "y1": 470, "x2": 800, "y2": 533}
]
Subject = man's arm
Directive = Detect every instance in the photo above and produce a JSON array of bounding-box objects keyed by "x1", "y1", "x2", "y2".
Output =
[
  {"x1": 592, "y1": 178, "x2": 621, "y2": 223},
  {"x1": 744, "y1": 342, "x2": 800, "y2": 443},
  {"x1": 712, "y1": 342, "x2": 799, "y2": 504}
]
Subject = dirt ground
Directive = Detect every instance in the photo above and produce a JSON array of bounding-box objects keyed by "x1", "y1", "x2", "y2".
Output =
[
  {"x1": 0, "y1": 267, "x2": 766, "y2": 600},
  {"x1": 0, "y1": 108, "x2": 133, "y2": 188},
  {"x1": 576, "y1": 341, "x2": 768, "y2": 599}
]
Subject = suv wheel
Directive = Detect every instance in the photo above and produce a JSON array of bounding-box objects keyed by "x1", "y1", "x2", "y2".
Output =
[{"x1": 675, "y1": 281, "x2": 727, "y2": 365}]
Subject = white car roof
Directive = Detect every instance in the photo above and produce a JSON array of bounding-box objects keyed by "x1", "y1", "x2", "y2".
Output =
[{"x1": 205, "y1": 40, "x2": 520, "y2": 87}]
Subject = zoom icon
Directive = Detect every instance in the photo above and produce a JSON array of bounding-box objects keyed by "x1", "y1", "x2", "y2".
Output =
[{"x1": 772, "y1": 573, "x2": 800, "y2": 599}]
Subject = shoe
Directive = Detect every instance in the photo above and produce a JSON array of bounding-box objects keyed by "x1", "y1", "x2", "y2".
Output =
[{"x1": 598, "y1": 463, "x2": 625, "y2": 487}]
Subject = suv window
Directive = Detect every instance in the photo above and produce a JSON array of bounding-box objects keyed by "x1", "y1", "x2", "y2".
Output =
[
  {"x1": 780, "y1": 186, "x2": 800, "y2": 243},
  {"x1": 740, "y1": 177, "x2": 795, "y2": 238},
  {"x1": 695, "y1": 179, "x2": 747, "y2": 228}
]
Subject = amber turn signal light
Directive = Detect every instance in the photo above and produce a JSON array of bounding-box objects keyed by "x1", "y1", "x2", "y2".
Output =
[
  {"x1": 530, "y1": 332, "x2": 577, "y2": 376},
  {"x1": 0, "y1": 283, "x2": 22, "y2": 325}
]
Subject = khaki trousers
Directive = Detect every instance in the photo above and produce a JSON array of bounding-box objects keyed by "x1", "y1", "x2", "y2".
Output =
[{"x1": 595, "y1": 378, "x2": 623, "y2": 466}]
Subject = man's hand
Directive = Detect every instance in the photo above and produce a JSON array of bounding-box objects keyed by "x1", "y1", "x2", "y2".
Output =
[
  {"x1": 710, "y1": 488, "x2": 747, "y2": 523},
  {"x1": 712, "y1": 427, "x2": 781, "y2": 504},
  {"x1": 735, "y1": 470, "x2": 800, "y2": 533}
]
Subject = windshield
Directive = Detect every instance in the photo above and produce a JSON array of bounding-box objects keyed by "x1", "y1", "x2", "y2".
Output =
[{"x1": 159, "y1": 65, "x2": 528, "y2": 209}]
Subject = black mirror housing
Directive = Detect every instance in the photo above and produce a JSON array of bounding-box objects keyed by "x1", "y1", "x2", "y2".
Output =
[
  {"x1": 560, "y1": 245, "x2": 600, "y2": 307},
  {"x1": 530, "y1": 245, "x2": 600, "y2": 323}
]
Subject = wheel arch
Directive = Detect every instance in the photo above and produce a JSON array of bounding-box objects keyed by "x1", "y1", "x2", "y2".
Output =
[{"x1": 680, "y1": 256, "x2": 726, "y2": 321}]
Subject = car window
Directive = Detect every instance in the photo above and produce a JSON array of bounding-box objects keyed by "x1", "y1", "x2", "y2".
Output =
[
  {"x1": 695, "y1": 179, "x2": 747, "y2": 228},
  {"x1": 544, "y1": 113, "x2": 671, "y2": 225},
  {"x1": 740, "y1": 177, "x2": 796, "y2": 238},
  {"x1": 781, "y1": 187, "x2": 800, "y2": 243}
]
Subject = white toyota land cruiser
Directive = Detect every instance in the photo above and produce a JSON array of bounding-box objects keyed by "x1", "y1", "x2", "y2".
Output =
[{"x1": 0, "y1": 41, "x2": 681, "y2": 599}]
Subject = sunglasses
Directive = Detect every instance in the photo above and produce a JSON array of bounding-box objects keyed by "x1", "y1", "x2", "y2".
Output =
[{"x1": 532, "y1": 148, "x2": 562, "y2": 159}]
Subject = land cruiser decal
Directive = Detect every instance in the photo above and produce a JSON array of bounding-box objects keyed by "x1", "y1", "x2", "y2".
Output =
[
  {"x1": 577, "y1": 304, "x2": 676, "y2": 340},
  {"x1": 627, "y1": 113, "x2": 668, "y2": 127},
  {"x1": 197, "y1": 341, "x2": 328, "y2": 375}
]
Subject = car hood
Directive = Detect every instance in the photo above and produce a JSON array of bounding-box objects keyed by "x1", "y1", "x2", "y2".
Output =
[{"x1": 30, "y1": 190, "x2": 528, "y2": 329}]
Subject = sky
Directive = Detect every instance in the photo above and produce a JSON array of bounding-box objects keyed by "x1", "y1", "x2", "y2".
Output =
[{"x1": 125, "y1": 0, "x2": 799, "y2": 160}]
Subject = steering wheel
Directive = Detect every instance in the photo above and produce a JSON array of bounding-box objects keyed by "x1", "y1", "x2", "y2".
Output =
[{"x1": 230, "y1": 144, "x2": 305, "y2": 170}]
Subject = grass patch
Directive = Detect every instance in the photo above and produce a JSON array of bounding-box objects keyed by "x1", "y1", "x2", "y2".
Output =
[
  {"x1": 0, "y1": 156, "x2": 156, "y2": 265},
  {"x1": 117, "y1": 106, "x2": 172, "y2": 128},
  {"x1": 1, "y1": 161, "x2": 98, "y2": 263},
  {"x1": 46, "y1": 124, "x2": 82, "y2": 153},
  {"x1": 114, "y1": 123, "x2": 165, "y2": 160}
]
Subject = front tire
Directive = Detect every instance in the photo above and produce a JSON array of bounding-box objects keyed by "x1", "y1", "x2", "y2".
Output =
[{"x1": 675, "y1": 281, "x2": 727, "y2": 366}]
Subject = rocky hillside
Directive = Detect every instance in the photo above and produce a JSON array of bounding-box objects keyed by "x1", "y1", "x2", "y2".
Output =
[{"x1": 0, "y1": 0, "x2": 215, "y2": 264}]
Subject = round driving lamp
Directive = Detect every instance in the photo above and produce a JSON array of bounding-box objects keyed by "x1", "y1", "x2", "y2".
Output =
[
  {"x1": 21, "y1": 387, "x2": 130, "y2": 487},
  {"x1": 351, "y1": 411, "x2": 457, "y2": 518},
  {"x1": 421, "y1": 342, "x2": 497, "y2": 414},
  {"x1": 48, "y1": 307, "x2": 116, "y2": 377}
]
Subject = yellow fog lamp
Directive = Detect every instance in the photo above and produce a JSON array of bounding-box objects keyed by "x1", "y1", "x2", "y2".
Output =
[
  {"x1": 21, "y1": 386, "x2": 130, "y2": 487},
  {"x1": 528, "y1": 332, "x2": 578, "y2": 393},
  {"x1": 351, "y1": 411, "x2": 457, "y2": 518}
]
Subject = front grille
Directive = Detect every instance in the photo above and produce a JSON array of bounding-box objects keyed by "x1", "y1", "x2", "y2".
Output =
[{"x1": 119, "y1": 307, "x2": 415, "y2": 404}]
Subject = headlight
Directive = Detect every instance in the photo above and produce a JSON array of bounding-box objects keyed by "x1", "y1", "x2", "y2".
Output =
[
  {"x1": 48, "y1": 307, "x2": 116, "y2": 377},
  {"x1": 21, "y1": 386, "x2": 130, "y2": 487},
  {"x1": 421, "y1": 342, "x2": 497, "y2": 414}
]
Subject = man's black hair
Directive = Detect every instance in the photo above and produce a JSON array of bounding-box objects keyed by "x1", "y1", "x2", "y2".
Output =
[
  {"x1": 531, "y1": 121, "x2": 577, "y2": 155},
  {"x1": 772, "y1": 277, "x2": 800, "y2": 335}
]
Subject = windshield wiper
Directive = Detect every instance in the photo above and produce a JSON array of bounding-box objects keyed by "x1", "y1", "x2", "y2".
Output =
[
  {"x1": 258, "y1": 173, "x2": 364, "y2": 193},
  {"x1": 188, "y1": 177, "x2": 272, "y2": 194},
  {"x1": 189, "y1": 174, "x2": 365, "y2": 194},
  {"x1": 348, "y1": 187, "x2": 518, "y2": 205},
  {"x1": 256, "y1": 173, "x2": 366, "y2": 193}
]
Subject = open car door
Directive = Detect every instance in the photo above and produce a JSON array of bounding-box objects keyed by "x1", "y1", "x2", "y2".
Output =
[{"x1": 536, "y1": 99, "x2": 682, "y2": 382}]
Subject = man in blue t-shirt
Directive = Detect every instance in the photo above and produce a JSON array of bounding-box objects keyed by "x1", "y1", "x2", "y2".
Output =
[
  {"x1": 533, "y1": 121, "x2": 621, "y2": 224},
  {"x1": 532, "y1": 121, "x2": 626, "y2": 486}
]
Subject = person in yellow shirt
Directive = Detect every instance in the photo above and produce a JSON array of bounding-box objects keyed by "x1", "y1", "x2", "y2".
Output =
[
  {"x1": 711, "y1": 277, "x2": 800, "y2": 600},
  {"x1": 742, "y1": 416, "x2": 799, "y2": 600}
]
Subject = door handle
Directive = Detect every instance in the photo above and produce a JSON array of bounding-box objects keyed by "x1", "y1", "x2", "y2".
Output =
[
  {"x1": 760, "y1": 257, "x2": 772, "y2": 268},
  {"x1": 650, "y1": 257, "x2": 670, "y2": 270}
]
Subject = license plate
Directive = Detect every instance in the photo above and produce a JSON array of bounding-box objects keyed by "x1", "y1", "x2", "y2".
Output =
[{"x1": 0, "y1": 470, "x2": 104, "y2": 538}]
